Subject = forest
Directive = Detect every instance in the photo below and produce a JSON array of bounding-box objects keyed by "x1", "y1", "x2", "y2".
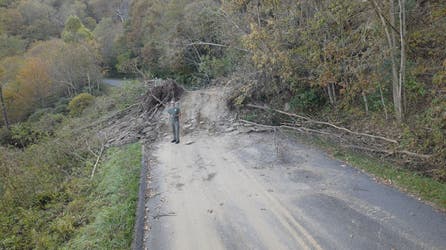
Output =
[{"x1": 0, "y1": 0, "x2": 445, "y2": 248}]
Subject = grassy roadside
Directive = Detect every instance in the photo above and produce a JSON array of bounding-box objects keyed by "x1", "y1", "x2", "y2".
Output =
[
  {"x1": 0, "y1": 81, "x2": 146, "y2": 249},
  {"x1": 62, "y1": 143, "x2": 142, "y2": 250},
  {"x1": 290, "y1": 132, "x2": 446, "y2": 211}
]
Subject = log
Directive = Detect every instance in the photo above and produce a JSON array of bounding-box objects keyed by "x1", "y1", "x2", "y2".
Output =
[
  {"x1": 239, "y1": 119, "x2": 277, "y2": 133},
  {"x1": 247, "y1": 104, "x2": 398, "y2": 144},
  {"x1": 280, "y1": 125, "x2": 341, "y2": 138},
  {"x1": 239, "y1": 119, "x2": 278, "y2": 129},
  {"x1": 148, "y1": 89, "x2": 167, "y2": 108},
  {"x1": 239, "y1": 118, "x2": 431, "y2": 160},
  {"x1": 239, "y1": 119, "x2": 339, "y2": 138}
]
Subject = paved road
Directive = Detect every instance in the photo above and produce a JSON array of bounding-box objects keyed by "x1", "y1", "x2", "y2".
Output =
[
  {"x1": 144, "y1": 88, "x2": 446, "y2": 250},
  {"x1": 102, "y1": 78, "x2": 128, "y2": 87}
]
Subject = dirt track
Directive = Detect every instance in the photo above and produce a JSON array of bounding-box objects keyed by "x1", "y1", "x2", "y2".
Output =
[{"x1": 144, "y1": 87, "x2": 446, "y2": 250}]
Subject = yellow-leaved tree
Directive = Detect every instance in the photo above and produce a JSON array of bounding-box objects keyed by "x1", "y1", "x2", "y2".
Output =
[{"x1": 16, "y1": 57, "x2": 52, "y2": 108}]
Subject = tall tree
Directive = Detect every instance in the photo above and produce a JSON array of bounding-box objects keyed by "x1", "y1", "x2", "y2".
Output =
[
  {"x1": 0, "y1": 57, "x2": 22, "y2": 127},
  {"x1": 369, "y1": 0, "x2": 406, "y2": 122},
  {"x1": 0, "y1": 77, "x2": 11, "y2": 130},
  {"x1": 16, "y1": 57, "x2": 52, "y2": 107}
]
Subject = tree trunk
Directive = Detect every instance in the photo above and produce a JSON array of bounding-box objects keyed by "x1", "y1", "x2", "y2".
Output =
[
  {"x1": 327, "y1": 85, "x2": 334, "y2": 105},
  {"x1": 391, "y1": 0, "x2": 403, "y2": 122},
  {"x1": 369, "y1": 0, "x2": 403, "y2": 122},
  {"x1": 0, "y1": 86, "x2": 11, "y2": 130},
  {"x1": 326, "y1": 83, "x2": 337, "y2": 106},
  {"x1": 87, "y1": 72, "x2": 92, "y2": 94},
  {"x1": 331, "y1": 83, "x2": 337, "y2": 104},
  {"x1": 362, "y1": 91, "x2": 369, "y2": 116},
  {"x1": 398, "y1": 0, "x2": 406, "y2": 120},
  {"x1": 379, "y1": 84, "x2": 389, "y2": 120}
]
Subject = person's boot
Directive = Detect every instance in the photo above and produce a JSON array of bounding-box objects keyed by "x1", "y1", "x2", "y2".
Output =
[
  {"x1": 175, "y1": 140, "x2": 180, "y2": 144},
  {"x1": 171, "y1": 139, "x2": 176, "y2": 143}
]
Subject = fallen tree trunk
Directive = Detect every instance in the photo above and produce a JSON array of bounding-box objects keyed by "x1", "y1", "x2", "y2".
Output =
[
  {"x1": 239, "y1": 116, "x2": 432, "y2": 160},
  {"x1": 247, "y1": 104, "x2": 398, "y2": 144},
  {"x1": 240, "y1": 120, "x2": 341, "y2": 138}
]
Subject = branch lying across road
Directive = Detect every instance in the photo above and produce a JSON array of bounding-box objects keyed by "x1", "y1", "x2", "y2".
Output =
[
  {"x1": 247, "y1": 104, "x2": 398, "y2": 144},
  {"x1": 281, "y1": 124, "x2": 342, "y2": 138},
  {"x1": 239, "y1": 119, "x2": 277, "y2": 129},
  {"x1": 240, "y1": 120, "x2": 341, "y2": 138},
  {"x1": 239, "y1": 108, "x2": 432, "y2": 160}
]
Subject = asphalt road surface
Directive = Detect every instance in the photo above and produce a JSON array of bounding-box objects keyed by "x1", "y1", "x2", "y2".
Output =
[
  {"x1": 102, "y1": 78, "x2": 127, "y2": 87},
  {"x1": 144, "y1": 88, "x2": 446, "y2": 250}
]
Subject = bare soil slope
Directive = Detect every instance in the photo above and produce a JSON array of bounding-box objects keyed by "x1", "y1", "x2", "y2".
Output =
[{"x1": 144, "y1": 87, "x2": 446, "y2": 250}]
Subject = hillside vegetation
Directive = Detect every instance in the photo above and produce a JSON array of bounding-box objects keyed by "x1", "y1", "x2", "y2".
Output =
[
  {"x1": 0, "y1": 81, "x2": 145, "y2": 248},
  {"x1": 116, "y1": 0, "x2": 445, "y2": 179}
]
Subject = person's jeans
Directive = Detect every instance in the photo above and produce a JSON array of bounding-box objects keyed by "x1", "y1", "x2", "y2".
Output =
[{"x1": 171, "y1": 120, "x2": 180, "y2": 141}]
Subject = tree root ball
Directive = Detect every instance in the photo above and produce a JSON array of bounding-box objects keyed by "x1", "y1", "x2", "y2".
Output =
[{"x1": 142, "y1": 79, "x2": 184, "y2": 112}]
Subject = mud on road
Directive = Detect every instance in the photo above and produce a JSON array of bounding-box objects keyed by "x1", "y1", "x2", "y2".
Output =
[{"x1": 142, "y1": 87, "x2": 446, "y2": 250}]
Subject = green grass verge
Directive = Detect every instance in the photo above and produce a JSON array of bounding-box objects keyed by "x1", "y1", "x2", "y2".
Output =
[
  {"x1": 62, "y1": 143, "x2": 142, "y2": 250},
  {"x1": 294, "y1": 133, "x2": 446, "y2": 211}
]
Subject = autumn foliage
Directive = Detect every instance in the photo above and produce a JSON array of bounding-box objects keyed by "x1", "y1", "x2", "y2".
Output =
[{"x1": 115, "y1": 0, "x2": 446, "y2": 176}]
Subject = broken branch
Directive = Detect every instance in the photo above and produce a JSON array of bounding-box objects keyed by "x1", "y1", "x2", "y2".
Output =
[
  {"x1": 247, "y1": 104, "x2": 398, "y2": 144},
  {"x1": 239, "y1": 117, "x2": 431, "y2": 160},
  {"x1": 90, "y1": 141, "x2": 106, "y2": 179}
]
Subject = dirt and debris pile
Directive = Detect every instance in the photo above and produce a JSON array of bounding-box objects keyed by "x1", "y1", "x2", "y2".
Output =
[{"x1": 142, "y1": 79, "x2": 184, "y2": 112}]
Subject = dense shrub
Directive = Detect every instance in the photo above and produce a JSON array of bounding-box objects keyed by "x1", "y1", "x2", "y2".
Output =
[
  {"x1": 10, "y1": 122, "x2": 42, "y2": 148},
  {"x1": 68, "y1": 93, "x2": 95, "y2": 116},
  {"x1": 54, "y1": 97, "x2": 71, "y2": 114},
  {"x1": 28, "y1": 108, "x2": 54, "y2": 122},
  {"x1": 290, "y1": 88, "x2": 327, "y2": 112},
  {"x1": 33, "y1": 113, "x2": 65, "y2": 136},
  {"x1": 400, "y1": 98, "x2": 446, "y2": 180}
]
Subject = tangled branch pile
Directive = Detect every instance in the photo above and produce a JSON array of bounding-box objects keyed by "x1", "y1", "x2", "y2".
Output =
[
  {"x1": 101, "y1": 79, "x2": 184, "y2": 147},
  {"x1": 142, "y1": 79, "x2": 184, "y2": 112}
]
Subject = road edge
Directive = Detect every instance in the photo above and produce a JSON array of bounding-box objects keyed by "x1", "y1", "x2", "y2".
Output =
[
  {"x1": 286, "y1": 130, "x2": 446, "y2": 213},
  {"x1": 132, "y1": 143, "x2": 148, "y2": 250}
]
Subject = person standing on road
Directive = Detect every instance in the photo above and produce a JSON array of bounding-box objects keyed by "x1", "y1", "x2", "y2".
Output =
[{"x1": 167, "y1": 100, "x2": 181, "y2": 144}]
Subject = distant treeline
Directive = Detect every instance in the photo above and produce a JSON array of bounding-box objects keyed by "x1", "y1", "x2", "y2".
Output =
[{"x1": 0, "y1": 0, "x2": 129, "y2": 125}]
